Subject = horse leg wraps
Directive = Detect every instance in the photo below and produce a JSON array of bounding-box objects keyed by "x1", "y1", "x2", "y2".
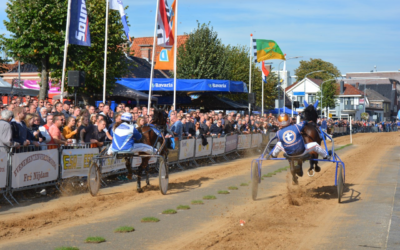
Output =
[
  {"x1": 271, "y1": 142, "x2": 286, "y2": 157},
  {"x1": 304, "y1": 142, "x2": 328, "y2": 158}
]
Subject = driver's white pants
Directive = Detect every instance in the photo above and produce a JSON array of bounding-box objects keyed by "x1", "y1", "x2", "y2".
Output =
[
  {"x1": 108, "y1": 143, "x2": 156, "y2": 155},
  {"x1": 272, "y1": 142, "x2": 328, "y2": 158}
]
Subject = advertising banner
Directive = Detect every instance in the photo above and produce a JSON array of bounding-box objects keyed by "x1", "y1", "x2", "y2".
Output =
[
  {"x1": 0, "y1": 152, "x2": 8, "y2": 189},
  {"x1": 179, "y1": 138, "x2": 195, "y2": 160},
  {"x1": 61, "y1": 148, "x2": 99, "y2": 178},
  {"x1": 168, "y1": 138, "x2": 180, "y2": 162},
  {"x1": 238, "y1": 134, "x2": 251, "y2": 149},
  {"x1": 251, "y1": 134, "x2": 262, "y2": 148},
  {"x1": 11, "y1": 149, "x2": 59, "y2": 189},
  {"x1": 195, "y1": 137, "x2": 212, "y2": 157},
  {"x1": 101, "y1": 157, "x2": 126, "y2": 174},
  {"x1": 269, "y1": 132, "x2": 278, "y2": 147},
  {"x1": 212, "y1": 137, "x2": 226, "y2": 156},
  {"x1": 225, "y1": 134, "x2": 238, "y2": 153}
]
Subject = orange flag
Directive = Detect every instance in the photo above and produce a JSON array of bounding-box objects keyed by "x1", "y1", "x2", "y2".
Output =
[{"x1": 155, "y1": 0, "x2": 176, "y2": 70}]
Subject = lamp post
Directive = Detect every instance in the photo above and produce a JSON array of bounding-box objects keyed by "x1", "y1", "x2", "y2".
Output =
[{"x1": 278, "y1": 56, "x2": 302, "y2": 115}]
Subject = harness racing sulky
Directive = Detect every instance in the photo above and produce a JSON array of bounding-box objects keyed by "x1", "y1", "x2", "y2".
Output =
[
  {"x1": 87, "y1": 105, "x2": 170, "y2": 196},
  {"x1": 251, "y1": 101, "x2": 346, "y2": 203}
]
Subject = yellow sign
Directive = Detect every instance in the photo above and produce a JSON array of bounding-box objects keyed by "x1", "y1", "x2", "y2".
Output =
[{"x1": 329, "y1": 113, "x2": 332, "y2": 118}]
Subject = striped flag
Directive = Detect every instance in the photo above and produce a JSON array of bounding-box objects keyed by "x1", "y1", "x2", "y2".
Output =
[
  {"x1": 110, "y1": 0, "x2": 130, "y2": 40},
  {"x1": 157, "y1": 0, "x2": 173, "y2": 46},
  {"x1": 261, "y1": 61, "x2": 269, "y2": 83},
  {"x1": 252, "y1": 38, "x2": 285, "y2": 62}
]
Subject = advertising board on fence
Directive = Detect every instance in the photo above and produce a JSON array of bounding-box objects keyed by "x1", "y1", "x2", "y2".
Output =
[
  {"x1": 269, "y1": 132, "x2": 277, "y2": 146},
  {"x1": 0, "y1": 152, "x2": 8, "y2": 189},
  {"x1": 179, "y1": 138, "x2": 195, "y2": 160},
  {"x1": 225, "y1": 134, "x2": 238, "y2": 153},
  {"x1": 212, "y1": 137, "x2": 226, "y2": 156},
  {"x1": 168, "y1": 138, "x2": 180, "y2": 162},
  {"x1": 238, "y1": 134, "x2": 251, "y2": 149},
  {"x1": 61, "y1": 148, "x2": 99, "y2": 178},
  {"x1": 195, "y1": 137, "x2": 212, "y2": 157},
  {"x1": 251, "y1": 134, "x2": 262, "y2": 148},
  {"x1": 11, "y1": 149, "x2": 59, "y2": 189}
]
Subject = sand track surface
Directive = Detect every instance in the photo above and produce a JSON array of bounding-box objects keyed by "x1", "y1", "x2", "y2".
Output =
[{"x1": 0, "y1": 132, "x2": 394, "y2": 250}]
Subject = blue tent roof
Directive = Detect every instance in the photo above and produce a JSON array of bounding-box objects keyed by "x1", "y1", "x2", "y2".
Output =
[
  {"x1": 265, "y1": 107, "x2": 298, "y2": 115},
  {"x1": 116, "y1": 78, "x2": 248, "y2": 93}
]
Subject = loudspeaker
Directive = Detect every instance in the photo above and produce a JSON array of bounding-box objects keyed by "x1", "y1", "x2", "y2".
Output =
[
  {"x1": 293, "y1": 101, "x2": 300, "y2": 108},
  {"x1": 248, "y1": 93, "x2": 256, "y2": 104},
  {"x1": 68, "y1": 71, "x2": 85, "y2": 87}
]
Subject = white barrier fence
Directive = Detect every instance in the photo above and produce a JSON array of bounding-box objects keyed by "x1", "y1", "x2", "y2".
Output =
[{"x1": 0, "y1": 152, "x2": 8, "y2": 189}]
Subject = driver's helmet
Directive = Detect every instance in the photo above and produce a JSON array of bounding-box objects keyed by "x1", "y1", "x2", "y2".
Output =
[
  {"x1": 278, "y1": 113, "x2": 290, "y2": 127},
  {"x1": 121, "y1": 112, "x2": 132, "y2": 122}
]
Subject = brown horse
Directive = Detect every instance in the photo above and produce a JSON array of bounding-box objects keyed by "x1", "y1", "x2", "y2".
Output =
[
  {"x1": 125, "y1": 105, "x2": 169, "y2": 192},
  {"x1": 301, "y1": 101, "x2": 322, "y2": 176}
]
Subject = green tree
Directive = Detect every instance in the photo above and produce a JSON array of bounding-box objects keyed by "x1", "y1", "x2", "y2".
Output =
[
  {"x1": 294, "y1": 58, "x2": 341, "y2": 82},
  {"x1": 177, "y1": 22, "x2": 229, "y2": 79},
  {"x1": 295, "y1": 58, "x2": 341, "y2": 109},
  {"x1": 2, "y1": 0, "x2": 67, "y2": 99},
  {"x1": 2, "y1": 0, "x2": 133, "y2": 102},
  {"x1": 52, "y1": 0, "x2": 133, "y2": 104}
]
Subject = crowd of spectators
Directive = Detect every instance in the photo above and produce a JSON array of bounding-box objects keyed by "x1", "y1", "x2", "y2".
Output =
[{"x1": 0, "y1": 96, "x2": 399, "y2": 152}]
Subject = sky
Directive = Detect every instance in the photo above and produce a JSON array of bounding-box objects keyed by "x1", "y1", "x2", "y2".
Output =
[{"x1": 1, "y1": 0, "x2": 400, "y2": 76}]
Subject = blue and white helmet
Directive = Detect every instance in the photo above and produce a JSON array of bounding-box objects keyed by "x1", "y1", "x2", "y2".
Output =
[{"x1": 121, "y1": 112, "x2": 132, "y2": 122}]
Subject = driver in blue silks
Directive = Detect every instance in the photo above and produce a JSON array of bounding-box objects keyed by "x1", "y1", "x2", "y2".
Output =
[{"x1": 271, "y1": 114, "x2": 330, "y2": 159}]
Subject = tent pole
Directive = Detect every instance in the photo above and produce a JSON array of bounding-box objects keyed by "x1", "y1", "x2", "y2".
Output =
[{"x1": 148, "y1": 0, "x2": 160, "y2": 115}]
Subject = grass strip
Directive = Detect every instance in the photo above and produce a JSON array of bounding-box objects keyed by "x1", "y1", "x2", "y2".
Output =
[
  {"x1": 228, "y1": 186, "x2": 238, "y2": 190},
  {"x1": 55, "y1": 247, "x2": 79, "y2": 250},
  {"x1": 335, "y1": 144, "x2": 352, "y2": 151},
  {"x1": 114, "y1": 226, "x2": 135, "y2": 233},
  {"x1": 203, "y1": 195, "x2": 217, "y2": 200},
  {"x1": 141, "y1": 217, "x2": 160, "y2": 223},
  {"x1": 262, "y1": 173, "x2": 273, "y2": 177},
  {"x1": 218, "y1": 190, "x2": 229, "y2": 194},
  {"x1": 85, "y1": 237, "x2": 106, "y2": 243},
  {"x1": 177, "y1": 205, "x2": 190, "y2": 210},
  {"x1": 240, "y1": 183, "x2": 249, "y2": 186},
  {"x1": 191, "y1": 200, "x2": 204, "y2": 205},
  {"x1": 162, "y1": 209, "x2": 177, "y2": 214}
]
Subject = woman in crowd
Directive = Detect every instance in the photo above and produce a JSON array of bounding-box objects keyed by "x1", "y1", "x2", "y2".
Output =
[
  {"x1": 194, "y1": 121, "x2": 205, "y2": 138},
  {"x1": 90, "y1": 114, "x2": 97, "y2": 125},
  {"x1": 76, "y1": 115, "x2": 89, "y2": 143},
  {"x1": 63, "y1": 116, "x2": 77, "y2": 140},
  {"x1": 25, "y1": 114, "x2": 44, "y2": 144},
  {"x1": 134, "y1": 117, "x2": 145, "y2": 129}
]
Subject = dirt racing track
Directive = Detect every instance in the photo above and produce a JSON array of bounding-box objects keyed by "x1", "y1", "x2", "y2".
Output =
[{"x1": 0, "y1": 132, "x2": 400, "y2": 250}]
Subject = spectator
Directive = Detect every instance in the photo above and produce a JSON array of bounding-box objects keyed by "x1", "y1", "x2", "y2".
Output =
[
  {"x1": 39, "y1": 107, "x2": 48, "y2": 125},
  {"x1": 182, "y1": 117, "x2": 195, "y2": 137},
  {"x1": 71, "y1": 107, "x2": 81, "y2": 119},
  {"x1": 36, "y1": 99, "x2": 45, "y2": 114},
  {"x1": 109, "y1": 112, "x2": 122, "y2": 137},
  {"x1": 38, "y1": 114, "x2": 52, "y2": 144},
  {"x1": 63, "y1": 116, "x2": 78, "y2": 140},
  {"x1": 210, "y1": 119, "x2": 223, "y2": 136},
  {"x1": 170, "y1": 114, "x2": 183, "y2": 140},
  {"x1": 100, "y1": 104, "x2": 113, "y2": 128},
  {"x1": 62, "y1": 101, "x2": 71, "y2": 119},
  {"x1": 77, "y1": 115, "x2": 89, "y2": 143},
  {"x1": 7, "y1": 104, "x2": 15, "y2": 112},
  {"x1": 224, "y1": 115, "x2": 234, "y2": 134},
  {"x1": 134, "y1": 117, "x2": 145, "y2": 129},
  {"x1": 84, "y1": 119, "x2": 107, "y2": 147},
  {"x1": 15, "y1": 97, "x2": 22, "y2": 107},
  {"x1": 0, "y1": 110, "x2": 20, "y2": 151},
  {"x1": 98, "y1": 102, "x2": 104, "y2": 113},
  {"x1": 218, "y1": 112, "x2": 225, "y2": 125},
  {"x1": 194, "y1": 121, "x2": 205, "y2": 138},
  {"x1": 49, "y1": 115, "x2": 69, "y2": 146},
  {"x1": 11, "y1": 107, "x2": 39, "y2": 147},
  {"x1": 88, "y1": 105, "x2": 96, "y2": 115},
  {"x1": 25, "y1": 114, "x2": 44, "y2": 144},
  {"x1": 23, "y1": 95, "x2": 31, "y2": 106}
]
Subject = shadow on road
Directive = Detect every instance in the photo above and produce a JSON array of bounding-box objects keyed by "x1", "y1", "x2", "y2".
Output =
[{"x1": 311, "y1": 183, "x2": 361, "y2": 203}]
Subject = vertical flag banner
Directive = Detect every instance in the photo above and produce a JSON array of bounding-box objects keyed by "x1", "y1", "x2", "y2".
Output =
[
  {"x1": 69, "y1": 0, "x2": 91, "y2": 46},
  {"x1": 155, "y1": 0, "x2": 176, "y2": 70},
  {"x1": 261, "y1": 61, "x2": 269, "y2": 83},
  {"x1": 110, "y1": 0, "x2": 130, "y2": 40},
  {"x1": 157, "y1": 0, "x2": 172, "y2": 46},
  {"x1": 252, "y1": 39, "x2": 285, "y2": 62}
]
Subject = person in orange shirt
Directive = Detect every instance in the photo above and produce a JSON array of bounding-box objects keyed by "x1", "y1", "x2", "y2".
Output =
[{"x1": 62, "y1": 116, "x2": 77, "y2": 139}]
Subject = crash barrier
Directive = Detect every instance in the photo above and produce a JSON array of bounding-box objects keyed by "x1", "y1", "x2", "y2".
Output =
[
  {"x1": 0, "y1": 132, "x2": 266, "y2": 205},
  {"x1": 329, "y1": 124, "x2": 398, "y2": 137}
]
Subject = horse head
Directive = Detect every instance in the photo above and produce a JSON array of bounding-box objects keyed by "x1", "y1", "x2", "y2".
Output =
[
  {"x1": 151, "y1": 105, "x2": 167, "y2": 127},
  {"x1": 303, "y1": 100, "x2": 319, "y2": 123}
]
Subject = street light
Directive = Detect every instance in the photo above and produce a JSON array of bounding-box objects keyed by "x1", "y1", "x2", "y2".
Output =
[{"x1": 278, "y1": 56, "x2": 302, "y2": 115}]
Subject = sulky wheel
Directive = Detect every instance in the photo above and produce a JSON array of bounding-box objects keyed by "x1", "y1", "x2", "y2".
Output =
[
  {"x1": 88, "y1": 160, "x2": 101, "y2": 196},
  {"x1": 158, "y1": 157, "x2": 169, "y2": 195},
  {"x1": 251, "y1": 161, "x2": 260, "y2": 201},
  {"x1": 337, "y1": 162, "x2": 344, "y2": 203}
]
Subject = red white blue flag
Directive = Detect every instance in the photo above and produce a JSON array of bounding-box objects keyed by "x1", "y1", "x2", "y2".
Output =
[
  {"x1": 157, "y1": 0, "x2": 173, "y2": 46},
  {"x1": 69, "y1": 0, "x2": 91, "y2": 46},
  {"x1": 262, "y1": 61, "x2": 269, "y2": 83}
]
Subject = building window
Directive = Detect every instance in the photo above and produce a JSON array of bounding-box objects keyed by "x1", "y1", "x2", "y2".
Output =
[
  {"x1": 297, "y1": 96, "x2": 304, "y2": 107},
  {"x1": 308, "y1": 94, "x2": 316, "y2": 104}
]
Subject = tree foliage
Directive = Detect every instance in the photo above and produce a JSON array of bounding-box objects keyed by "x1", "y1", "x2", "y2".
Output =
[
  {"x1": 295, "y1": 58, "x2": 341, "y2": 109},
  {"x1": 2, "y1": 0, "x2": 133, "y2": 102},
  {"x1": 2, "y1": 0, "x2": 67, "y2": 99},
  {"x1": 178, "y1": 23, "x2": 278, "y2": 109},
  {"x1": 177, "y1": 22, "x2": 229, "y2": 79}
]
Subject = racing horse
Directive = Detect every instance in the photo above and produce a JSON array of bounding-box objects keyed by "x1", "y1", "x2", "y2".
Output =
[
  {"x1": 125, "y1": 105, "x2": 169, "y2": 192},
  {"x1": 301, "y1": 100, "x2": 322, "y2": 176}
]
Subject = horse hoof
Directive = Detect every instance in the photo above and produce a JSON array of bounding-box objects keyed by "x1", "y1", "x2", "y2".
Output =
[
  {"x1": 308, "y1": 169, "x2": 315, "y2": 177},
  {"x1": 315, "y1": 166, "x2": 321, "y2": 172},
  {"x1": 297, "y1": 170, "x2": 303, "y2": 177},
  {"x1": 137, "y1": 188, "x2": 144, "y2": 193}
]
